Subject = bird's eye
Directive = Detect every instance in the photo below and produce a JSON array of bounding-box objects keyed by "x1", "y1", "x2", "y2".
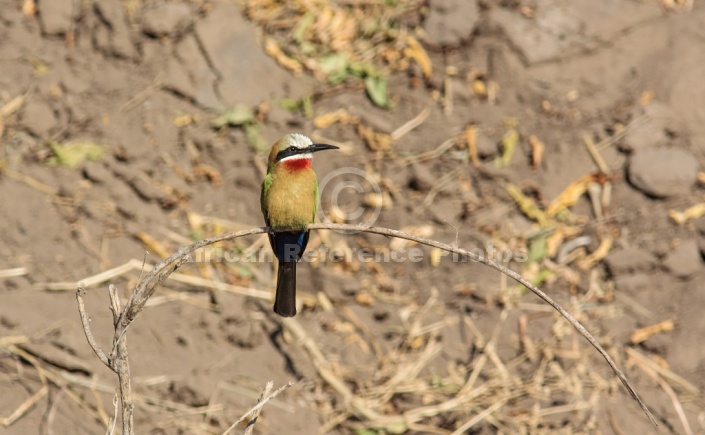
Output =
[{"x1": 288, "y1": 146, "x2": 296, "y2": 151}]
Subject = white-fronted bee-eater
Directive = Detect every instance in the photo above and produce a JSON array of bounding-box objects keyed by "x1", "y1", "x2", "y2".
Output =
[{"x1": 260, "y1": 133, "x2": 339, "y2": 317}]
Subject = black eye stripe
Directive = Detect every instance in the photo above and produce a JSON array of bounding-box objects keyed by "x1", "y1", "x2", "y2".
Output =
[{"x1": 275, "y1": 146, "x2": 300, "y2": 162}]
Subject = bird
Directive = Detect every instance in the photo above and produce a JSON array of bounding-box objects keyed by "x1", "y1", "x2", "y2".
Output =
[{"x1": 260, "y1": 133, "x2": 339, "y2": 317}]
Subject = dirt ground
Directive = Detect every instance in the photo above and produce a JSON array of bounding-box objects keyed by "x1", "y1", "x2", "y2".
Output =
[{"x1": 1, "y1": 0, "x2": 705, "y2": 433}]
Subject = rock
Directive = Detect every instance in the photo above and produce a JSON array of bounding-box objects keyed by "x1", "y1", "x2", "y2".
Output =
[
  {"x1": 94, "y1": 0, "x2": 136, "y2": 59},
  {"x1": 423, "y1": 0, "x2": 479, "y2": 47},
  {"x1": 620, "y1": 103, "x2": 680, "y2": 153},
  {"x1": 613, "y1": 274, "x2": 650, "y2": 293},
  {"x1": 194, "y1": 4, "x2": 303, "y2": 107},
  {"x1": 628, "y1": 147, "x2": 698, "y2": 198},
  {"x1": 162, "y1": 35, "x2": 221, "y2": 109},
  {"x1": 604, "y1": 247, "x2": 657, "y2": 277},
  {"x1": 21, "y1": 100, "x2": 57, "y2": 137},
  {"x1": 141, "y1": 3, "x2": 193, "y2": 37},
  {"x1": 408, "y1": 163, "x2": 435, "y2": 192},
  {"x1": 663, "y1": 239, "x2": 701, "y2": 279},
  {"x1": 38, "y1": 0, "x2": 78, "y2": 36}
]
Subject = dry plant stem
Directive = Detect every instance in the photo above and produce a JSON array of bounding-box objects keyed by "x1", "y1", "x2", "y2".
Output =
[
  {"x1": 77, "y1": 224, "x2": 656, "y2": 432},
  {"x1": 222, "y1": 381, "x2": 293, "y2": 435},
  {"x1": 241, "y1": 381, "x2": 272, "y2": 435},
  {"x1": 76, "y1": 284, "x2": 134, "y2": 434}
]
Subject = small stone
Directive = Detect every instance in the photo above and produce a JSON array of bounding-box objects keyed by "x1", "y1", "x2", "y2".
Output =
[
  {"x1": 38, "y1": 0, "x2": 78, "y2": 36},
  {"x1": 141, "y1": 3, "x2": 193, "y2": 37},
  {"x1": 628, "y1": 147, "x2": 698, "y2": 198},
  {"x1": 604, "y1": 247, "x2": 657, "y2": 277},
  {"x1": 21, "y1": 100, "x2": 57, "y2": 137},
  {"x1": 663, "y1": 240, "x2": 701, "y2": 279},
  {"x1": 423, "y1": 0, "x2": 479, "y2": 47},
  {"x1": 408, "y1": 163, "x2": 435, "y2": 192}
]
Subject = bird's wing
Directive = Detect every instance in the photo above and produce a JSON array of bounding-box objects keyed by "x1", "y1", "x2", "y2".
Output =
[
  {"x1": 313, "y1": 175, "x2": 319, "y2": 221},
  {"x1": 260, "y1": 172, "x2": 273, "y2": 224}
]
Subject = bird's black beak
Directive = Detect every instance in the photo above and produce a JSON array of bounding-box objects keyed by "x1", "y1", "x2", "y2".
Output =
[{"x1": 307, "y1": 143, "x2": 339, "y2": 153}]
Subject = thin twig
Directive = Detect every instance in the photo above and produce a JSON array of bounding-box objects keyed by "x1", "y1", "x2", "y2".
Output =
[
  {"x1": 0, "y1": 267, "x2": 27, "y2": 278},
  {"x1": 391, "y1": 107, "x2": 430, "y2": 141},
  {"x1": 242, "y1": 382, "x2": 272, "y2": 435},
  {"x1": 76, "y1": 284, "x2": 109, "y2": 367},
  {"x1": 222, "y1": 381, "x2": 293, "y2": 435}
]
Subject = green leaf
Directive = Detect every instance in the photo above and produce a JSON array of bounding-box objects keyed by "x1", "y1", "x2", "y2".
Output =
[
  {"x1": 301, "y1": 94, "x2": 313, "y2": 118},
  {"x1": 497, "y1": 128, "x2": 519, "y2": 167},
  {"x1": 319, "y1": 53, "x2": 350, "y2": 84},
  {"x1": 279, "y1": 98, "x2": 299, "y2": 113},
  {"x1": 48, "y1": 140, "x2": 104, "y2": 168},
  {"x1": 364, "y1": 75, "x2": 390, "y2": 108},
  {"x1": 210, "y1": 105, "x2": 255, "y2": 129},
  {"x1": 292, "y1": 12, "x2": 315, "y2": 43},
  {"x1": 527, "y1": 234, "x2": 547, "y2": 263},
  {"x1": 349, "y1": 60, "x2": 379, "y2": 78}
]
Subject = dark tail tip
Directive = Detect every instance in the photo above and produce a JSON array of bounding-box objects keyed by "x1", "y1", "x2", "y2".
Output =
[{"x1": 274, "y1": 260, "x2": 297, "y2": 317}]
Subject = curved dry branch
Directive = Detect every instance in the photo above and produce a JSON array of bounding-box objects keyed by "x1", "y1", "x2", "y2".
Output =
[{"x1": 78, "y1": 223, "x2": 656, "y2": 433}]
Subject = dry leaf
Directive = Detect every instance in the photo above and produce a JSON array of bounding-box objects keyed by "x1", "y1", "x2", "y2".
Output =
[
  {"x1": 0, "y1": 95, "x2": 25, "y2": 118},
  {"x1": 546, "y1": 173, "x2": 596, "y2": 217},
  {"x1": 668, "y1": 202, "x2": 705, "y2": 225},
  {"x1": 192, "y1": 163, "x2": 222, "y2": 187},
  {"x1": 506, "y1": 184, "x2": 549, "y2": 226},
  {"x1": 529, "y1": 134, "x2": 544, "y2": 169},
  {"x1": 631, "y1": 319, "x2": 676, "y2": 344},
  {"x1": 355, "y1": 292, "x2": 374, "y2": 306},
  {"x1": 173, "y1": 114, "x2": 197, "y2": 127},
  {"x1": 364, "y1": 192, "x2": 393, "y2": 209},
  {"x1": 466, "y1": 125, "x2": 479, "y2": 167},
  {"x1": 577, "y1": 236, "x2": 613, "y2": 270},
  {"x1": 357, "y1": 123, "x2": 392, "y2": 151},
  {"x1": 313, "y1": 109, "x2": 354, "y2": 129},
  {"x1": 264, "y1": 38, "x2": 303, "y2": 74},
  {"x1": 472, "y1": 79, "x2": 487, "y2": 98},
  {"x1": 404, "y1": 36, "x2": 432, "y2": 80},
  {"x1": 430, "y1": 248, "x2": 443, "y2": 267},
  {"x1": 135, "y1": 232, "x2": 170, "y2": 259},
  {"x1": 22, "y1": 0, "x2": 36, "y2": 16},
  {"x1": 546, "y1": 225, "x2": 582, "y2": 258},
  {"x1": 498, "y1": 128, "x2": 519, "y2": 167}
]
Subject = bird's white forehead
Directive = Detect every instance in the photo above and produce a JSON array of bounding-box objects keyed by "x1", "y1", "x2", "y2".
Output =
[{"x1": 284, "y1": 133, "x2": 313, "y2": 149}]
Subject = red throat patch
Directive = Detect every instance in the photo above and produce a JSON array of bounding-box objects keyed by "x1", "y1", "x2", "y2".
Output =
[{"x1": 283, "y1": 158, "x2": 312, "y2": 170}]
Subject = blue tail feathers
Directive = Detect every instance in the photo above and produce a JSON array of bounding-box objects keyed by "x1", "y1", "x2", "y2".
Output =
[{"x1": 270, "y1": 230, "x2": 309, "y2": 262}]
